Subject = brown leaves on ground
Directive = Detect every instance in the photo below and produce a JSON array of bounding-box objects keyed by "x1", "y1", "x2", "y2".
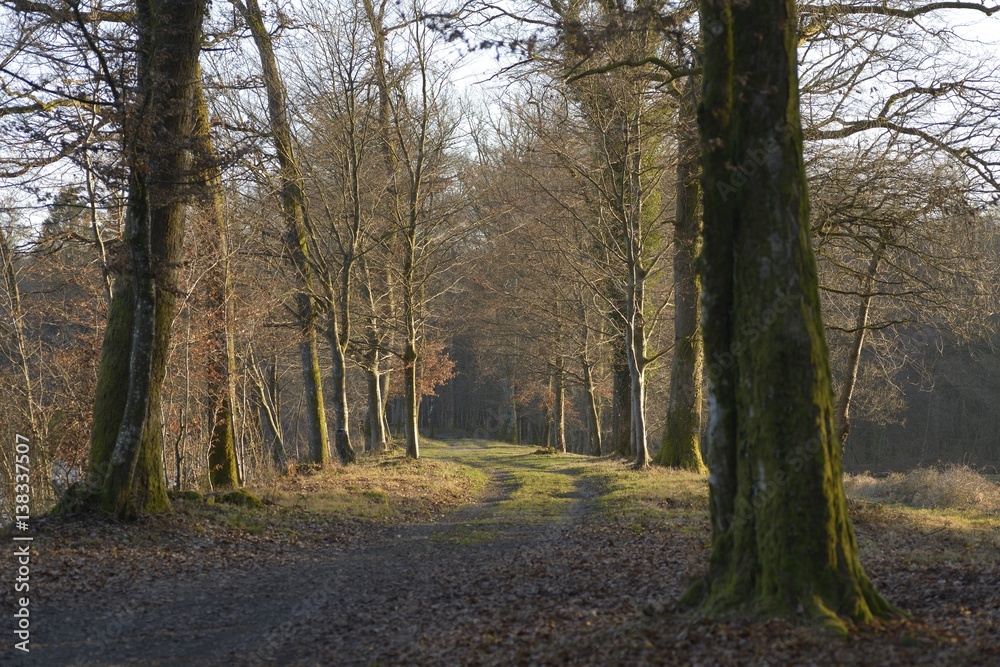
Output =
[
  {"x1": 0, "y1": 448, "x2": 486, "y2": 616},
  {"x1": 0, "y1": 445, "x2": 997, "y2": 666}
]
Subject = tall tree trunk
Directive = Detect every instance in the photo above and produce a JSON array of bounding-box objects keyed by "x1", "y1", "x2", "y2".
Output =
[
  {"x1": 511, "y1": 384, "x2": 520, "y2": 445},
  {"x1": 379, "y1": 369, "x2": 392, "y2": 440},
  {"x1": 403, "y1": 335, "x2": 419, "y2": 458},
  {"x1": 656, "y1": 80, "x2": 705, "y2": 472},
  {"x1": 93, "y1": 0, "x2": 207, "y2": 519},
  {"x1": 836, "y1": 249, "x2": 883, "y2": 455},
  {"x1": 325, "y1": 319, "x2": 357, "y2": 464},
  {"x1": 582, "y1": 354, "x2": 602, "y2": 456},
  {"x1": 626, "y1": 323, "x2": 649, "y2": 467},
  {"x1": 610, "y1": 332, "x2": 632, "y2": 456},
  {"x1": 625, "y1": 109, "x2": 650, "y2": 469},
  {"x1": 1, "y1": 224, "x2": 50, "y2": 510},
  {"x1": 690, "y1": 0, "x2": 894, "y2": 630},
  {"x1": 553, "y1": 358, "x2": 566, "y2": 453},
  {"x1": 194, "y1": 72, "x2": 240, "y2": 490},
  {"x1": 365, "y1": 357, "x2": 387, "y2": 452},
  {"x1": 234, "y1": 0, "x2": 330, "y2": 465},
  {"x1": 402, "y1": 249, "x2": 420, "y2": 458}
]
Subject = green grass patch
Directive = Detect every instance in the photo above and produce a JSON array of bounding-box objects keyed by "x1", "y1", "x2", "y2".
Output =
[
  {"x1": 425, "y1": 440, "x2": 593, "y2": 544},
  {"x1": 266, "y1": 444, "x2": 488, "y2": 523}
]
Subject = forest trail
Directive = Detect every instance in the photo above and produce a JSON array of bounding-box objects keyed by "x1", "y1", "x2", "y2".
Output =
[
  {"x1": 9, "y1": 441, "x2": 1000, "y2": 666},
  {"x1": 17, "y1": 441, "x2": 638, "y2": 666}
]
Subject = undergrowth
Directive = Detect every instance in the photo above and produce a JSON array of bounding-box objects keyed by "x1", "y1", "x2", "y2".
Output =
[{"x1": 844, "y1": 464, "x2": 1000, "y2": 513}]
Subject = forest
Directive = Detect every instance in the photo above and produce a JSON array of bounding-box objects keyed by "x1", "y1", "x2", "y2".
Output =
[{"x1": 1, "y1": 0, "x2": 999, "y2": 664}]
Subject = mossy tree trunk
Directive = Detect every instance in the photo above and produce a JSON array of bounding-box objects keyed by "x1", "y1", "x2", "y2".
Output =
[
  {"x1": 610, "y1": 332, "x2": 632, "y2": 456},
  {"x1": 656, "y1": 80, "x2": 706, "y2": 472},
  {"x1": 91, "y1": 0, "x2": 207, "y2": 519},
  {"x1": 194, "y1": 72, "x2": 240, "y2": 490},
  {"x1": 691, "y1": 0, "x2": 895, "y2": 630},
  {"x1": 234, "y1": 0, "x2": 330, "y2": 465}
]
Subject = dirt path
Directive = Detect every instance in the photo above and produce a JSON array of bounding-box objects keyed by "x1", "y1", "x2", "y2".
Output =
[
  {"x1": 17, "y1": 443, "x2": 648, "y2": 666},
  {"x1": 8, "y1": 441, "x2": 999, "y2": 666}
]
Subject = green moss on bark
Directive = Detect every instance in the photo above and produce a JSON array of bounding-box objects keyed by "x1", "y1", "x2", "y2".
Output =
[
  {"x1": 690, "y1": 0, "x2": 896, "y2": 629},
  {"x1": 88, "y1": 277, "x2": 135, "y2": 485}
]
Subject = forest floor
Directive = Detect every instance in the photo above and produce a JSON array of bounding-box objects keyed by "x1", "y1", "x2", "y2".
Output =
[{"x1": 1, "y1": 439, "x2": 998, "y2": 666}]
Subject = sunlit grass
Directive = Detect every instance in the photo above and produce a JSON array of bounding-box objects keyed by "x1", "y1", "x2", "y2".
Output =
[{"x1": 264, "y1": 443, "x2": 488, "y2": 522}]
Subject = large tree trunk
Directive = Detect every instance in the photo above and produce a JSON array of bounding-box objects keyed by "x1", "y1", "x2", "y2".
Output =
[
  {"x1": 402, "y1": 253, "x2": 420, "y2": 458},
  {"x1": 194, "y1": 72, "x2": 240, "y2": 490},
  {"x1": 298, "y1": 317, "x2": 329, "y2": 465},
  {"x1": 690, "y1": 0, "x2": 894, "y2": 630},
  {"x1": 93, "y1": 0, "x2": 207, "y2": 519},
  {"x1": 656, "y1": 81, "x2": 705, "y2": 472},
  {"x1": 836, "y1": 249, "x2": 883, "y2": 455},
  {"x1": 235, "y1": 0, "x2": 330, "y2": 465},
  {"x1": 624, "y1": 107, "x2": 650, "y2": 469}
]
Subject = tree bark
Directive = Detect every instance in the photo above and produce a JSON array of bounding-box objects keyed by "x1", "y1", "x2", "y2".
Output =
[
  {"x1": 582, "y1": 354, "x2": 602, "y2": 456},
  {"x1": 234, "y1": 0, "x2": 330, "y2": 465},
  {"x1": 325, "y1": 319, "x2": 357, "y2": 464},
  {"x1": 690, "y1": 0, "x2": 894, "y2": 630},
  {"x1": 403, "y1": 335, "x2": 420, "y2": 458},
  {"x1": 656, "y1": 79, "x2": 706, "y2": 472},
  {"x1": 93, "y1": 0, "x2": 207, "y2": 518},
  {"x1": 379, "y1": 369, "x2": 392, "y2": 440},
  {"x1": 610, "y1": 330, "x2": 632, "y2": 456},
  {"x1": 365, "y1": 357, "x2": 387, "y2": 452},
  {"x1": 193, "y1": 71, "x2": 240, "y2": 490}
]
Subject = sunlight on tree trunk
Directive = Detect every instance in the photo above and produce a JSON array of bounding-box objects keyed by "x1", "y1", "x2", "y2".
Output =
[
  {"x1": 689, "y1": 0, "x2": 896, "y2": 631},
  {"x1": 656, "y1": 81, "x2": 705, "y2": 473},
  {"x1": 90, "y1": 0, "x2": 207, "y2": 519},
  {"x1": 234, "y1": 0, "x2": 331, "y2": 466},
  {"x1": 194, "y1": 72, "x2": 240, "y2": 490}
]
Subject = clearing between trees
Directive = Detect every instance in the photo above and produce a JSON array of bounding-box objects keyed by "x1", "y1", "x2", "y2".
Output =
[{"x1": 2, "y1": 440, "x2": 998, "y2": 666}]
